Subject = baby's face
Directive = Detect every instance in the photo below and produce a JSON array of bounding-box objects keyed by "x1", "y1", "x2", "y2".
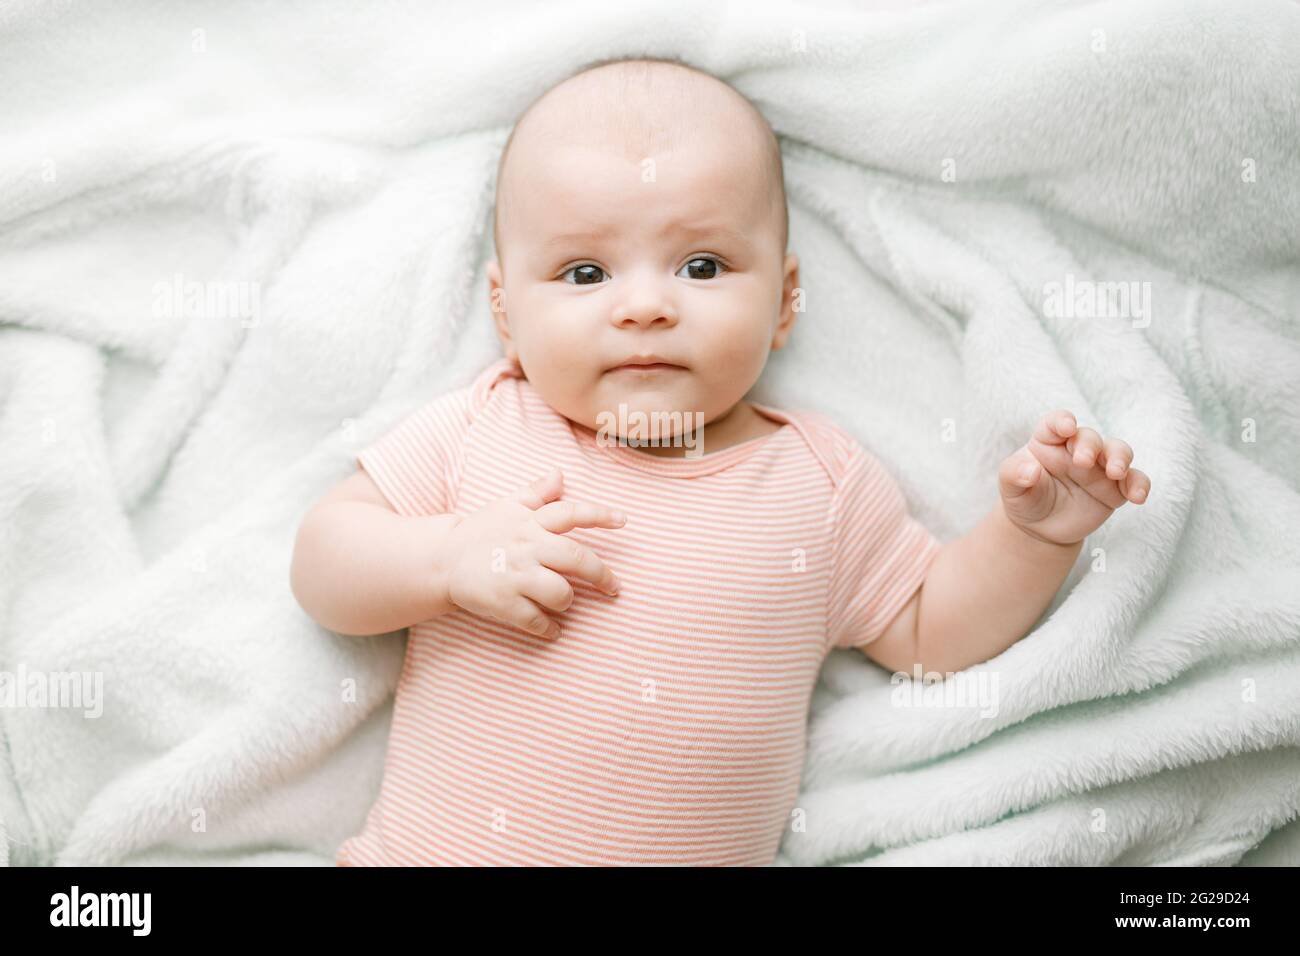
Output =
[{"x1": 488, "y1": 114, "x2": 799, "y2": 445}]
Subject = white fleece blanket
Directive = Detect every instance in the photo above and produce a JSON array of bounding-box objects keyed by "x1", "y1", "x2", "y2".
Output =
[{"x1": 1, "y1": 0, "x2": 1298, "y2": 867}]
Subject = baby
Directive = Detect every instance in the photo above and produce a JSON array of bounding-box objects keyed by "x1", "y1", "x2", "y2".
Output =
[{"x1": 290, "y1": 57, "x2": 1151, "y2": 866}]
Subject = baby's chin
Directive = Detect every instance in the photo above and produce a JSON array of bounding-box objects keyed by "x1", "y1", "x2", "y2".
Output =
[
  {"x1": 582, "y1": 387, "x2": 713, "y2": 437},
  {"x1": 591, "y1": 381, "x2": 704, "y2": 410}
]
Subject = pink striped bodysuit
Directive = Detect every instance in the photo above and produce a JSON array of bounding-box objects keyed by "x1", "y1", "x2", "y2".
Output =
[{"x1": 336, "y1": 357, "x2": 940, "y2": 866}]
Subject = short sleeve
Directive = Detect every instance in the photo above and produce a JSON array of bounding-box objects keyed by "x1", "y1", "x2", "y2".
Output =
[
  {"x1": 826, "y1": 441, "x2": 942, "y2": 650},
  {"x1": 356, "y1": 385, "x2": 476, "y2": 517}
]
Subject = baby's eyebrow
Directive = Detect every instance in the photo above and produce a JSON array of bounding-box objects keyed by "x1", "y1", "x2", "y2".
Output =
[
  {"x1": 666, "y1": 222, "x2": 751, "y2": 246},
  {"x1": 541, "y1": 223, "x2": 750, "y2": 248},
  {"x1": 542, "y1": 227, "x2": 617, "y2": 247}
]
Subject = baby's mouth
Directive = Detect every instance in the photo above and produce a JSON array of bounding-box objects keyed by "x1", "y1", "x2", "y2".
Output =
[
  {"x1": 604, "y1": 354, "x2": 689, "y2": 374},
  {"x1": 606, "y1": 363, "x2": 687, "y2": 374}
]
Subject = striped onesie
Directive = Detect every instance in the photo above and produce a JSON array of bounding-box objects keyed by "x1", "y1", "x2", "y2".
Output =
[{"x1": 336, "y1": 357, "x2": 940, "y2": 865}]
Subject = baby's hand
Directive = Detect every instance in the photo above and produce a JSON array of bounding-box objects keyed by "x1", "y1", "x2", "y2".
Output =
[
  {"x1": 998, "y1": 410, "x2": 1151, "y2": 546},
  {"x1": 436, "y1": 467, "x2": 625, "y2": 640}
]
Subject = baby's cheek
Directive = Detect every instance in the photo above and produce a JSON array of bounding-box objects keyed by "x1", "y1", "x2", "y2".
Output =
[
  {"x1": 709, "y1": 323, "x2": 773, "y2": 375},
  {"x1": 715, "y1": 289, "x2": 780, "y2": 353},
  {"x1": 516, "y1": 315, "x2": 588, "y2": 371}
]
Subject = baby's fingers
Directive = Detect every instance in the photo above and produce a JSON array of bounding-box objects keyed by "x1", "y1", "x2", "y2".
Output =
[
  {"x1": 518, "y1": 567, "x2": 577, "y2": 614},
  {"x1": 997, "y1": 446, "x2": 1043, "y2": 498},
  {"x1": 1033, "y1": 410, "x2": 1078, "y2": 446},
  {"x1": 536, "y1": 534, "x2": 621, "y2": 596},
  {"x1": 1065, "y1": 427, "x2": 1104, "y2": 468},
  {"x1": 1099, "y1": 438, "x2": 1134, "y2": 480},
  {"x1": 501, "y1": 597, "x2": 562, "y2": 641},
  {"x1": 1120, "y1": 467, "x2": 1151, "y2": 504},
  {"x1": 534, "y1": 499, "x2": 628, "y2": 534}
]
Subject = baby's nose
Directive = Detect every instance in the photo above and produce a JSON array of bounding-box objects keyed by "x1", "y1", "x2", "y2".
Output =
[{"x1": 610, "y1": 274, "x2": 679, "y2": 327}]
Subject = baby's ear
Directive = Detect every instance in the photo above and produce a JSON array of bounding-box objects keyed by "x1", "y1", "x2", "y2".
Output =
[
  {"x1": 772, "y1": 253, "x2": 801, "y2": 349},
  {"x1": 487, "y1": 260, "x2": 507, "y2": 314},
  {"x1": 486, "y1": 260, "x2": 514, "y2": 358}
]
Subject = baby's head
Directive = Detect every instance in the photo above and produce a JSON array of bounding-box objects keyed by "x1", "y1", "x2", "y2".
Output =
[{"x1": 487, "y1": 57, "x2": 799, "y2": 445}]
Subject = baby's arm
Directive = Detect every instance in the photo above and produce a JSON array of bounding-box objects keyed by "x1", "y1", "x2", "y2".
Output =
[
  {"x1": 861, "y1": 410, "x2": 1151, "y2": 675},
  {"x1": 290, "y1": 468, "x2": 462, "y2": 636},
  {"x1": 290, "y1": 465, "x2": 625, "y2": 638}
]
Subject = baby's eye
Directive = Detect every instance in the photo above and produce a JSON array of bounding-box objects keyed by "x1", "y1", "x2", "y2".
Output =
[
  {"x1": 563, "y1": 264, "x2": 608, "y2": 285},
  {"x1": 677, "y1": 257, "x2": 724, "y2": 280}
]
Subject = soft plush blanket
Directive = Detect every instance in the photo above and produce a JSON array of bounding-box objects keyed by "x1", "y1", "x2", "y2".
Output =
[{"x1": 1, "y1": 0, "x2": 1297, "y2": 866}]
